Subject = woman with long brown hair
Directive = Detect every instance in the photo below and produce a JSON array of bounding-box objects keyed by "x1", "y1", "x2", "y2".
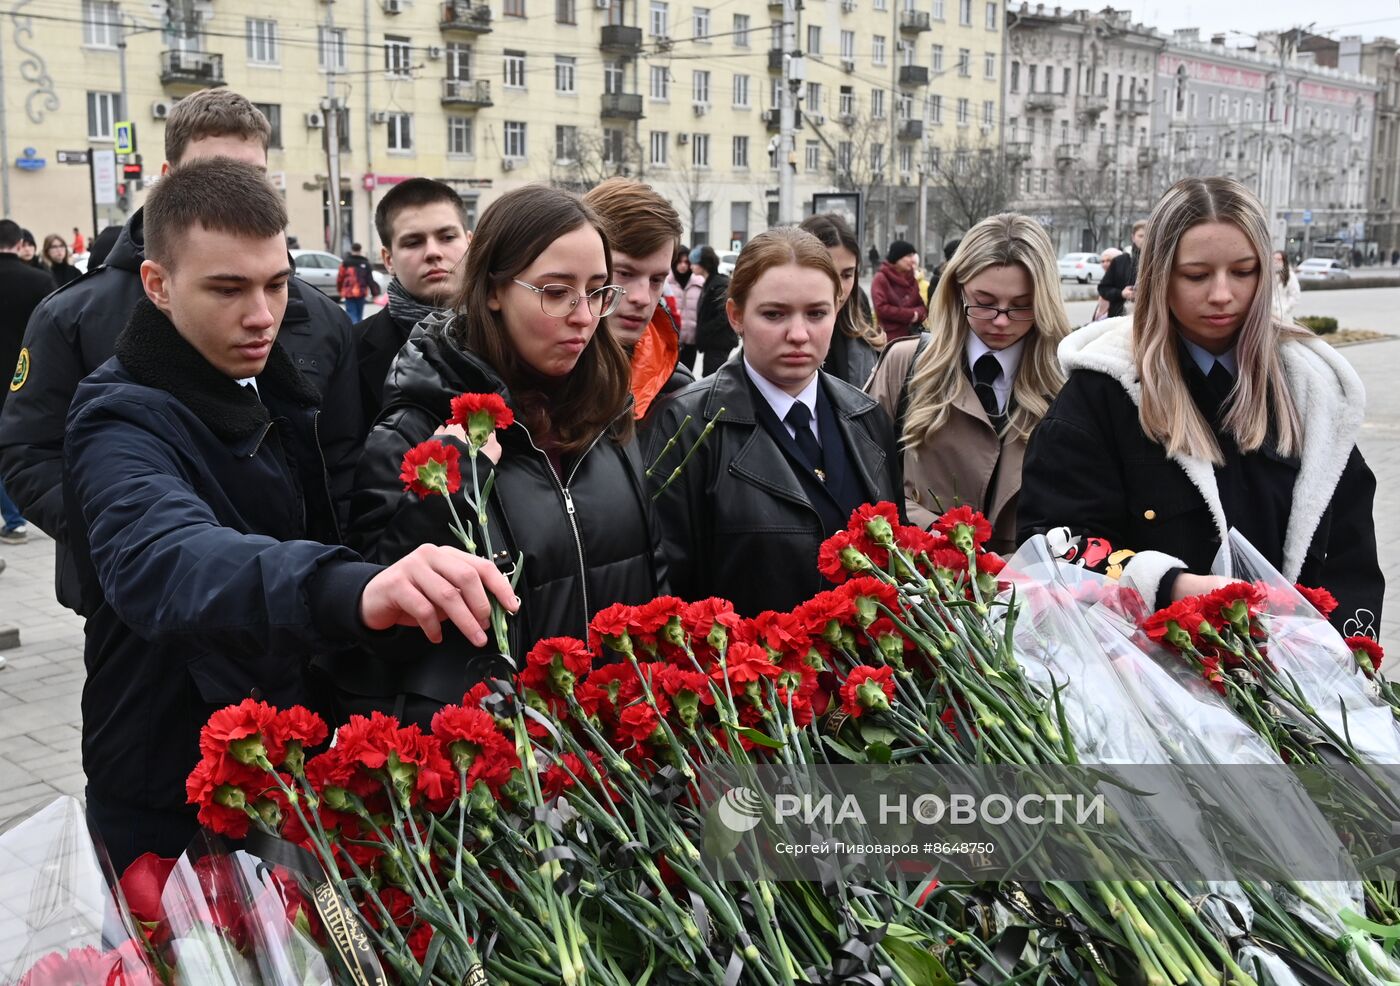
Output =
[
  {"x1": 647, "y1": 226, "x2": 902, "y2": 616},
  {"x1": 1019, "y1": 176, "x2": 1381, "y2": 636},
  {"x1": 867, "y1": 214, "x2": 1069, "y2": 553},
  {"x1": 342, "y1": 184, "x2": 665, "y2": 723},
  {"x1": 800, "y1": 212, "x2": 885, "y2": 387}
]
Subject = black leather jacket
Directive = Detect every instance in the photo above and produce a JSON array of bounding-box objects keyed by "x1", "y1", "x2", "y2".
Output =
[
  {"x1": 646, "y1": 358, "x2": 903, "y2": 616},
  {"x1": 338, "y1": 318, "x2": 667, "y2": 707}
]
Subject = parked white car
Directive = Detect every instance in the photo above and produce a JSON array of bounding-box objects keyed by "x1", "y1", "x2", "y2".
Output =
[
  {"x1": 718, "y1": 251, "x2": 740, "y2": 276},
  {"x1": 1295, "y1": 257, "x2": 1350, "y2": 282},
  {"x1": 1057, "y1": 252, "x2": 1103, "y2": 283},
  {"x1": 290, "y1": 249, "x2": 346, "y2": 299}
]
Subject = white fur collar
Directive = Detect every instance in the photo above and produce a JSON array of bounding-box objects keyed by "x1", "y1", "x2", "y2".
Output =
[{"x1": 1057, "y1": 317, "x2": 1366, "y2": 579}]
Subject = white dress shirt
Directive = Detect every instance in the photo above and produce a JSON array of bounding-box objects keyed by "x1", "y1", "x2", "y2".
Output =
[
  {"x1": 1180, "y1": 336, "x2": 1239, "y2": 378},
  {"x1": 743, "y1": 357, "x2": 821, "y2": 445},
  {"x1": 964, "y1": 334, "x2": 1026, "y2": 413}
]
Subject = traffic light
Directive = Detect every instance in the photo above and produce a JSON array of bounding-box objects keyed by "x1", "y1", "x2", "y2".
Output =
[{"x1": 123, "y1": 155, "x2": 143, "y2": 190}]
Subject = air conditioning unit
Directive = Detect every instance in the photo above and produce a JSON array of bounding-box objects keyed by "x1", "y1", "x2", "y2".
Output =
[
  {"x1": 502, "y1": 158, "x2": 516, "y2": 171},
  {"x1": 305, "y1": 111, "x2": 325, "y2": 128},
  {"x1": 677, "y1": 132, "x2": 690, "y2": 144},
  {"x1": 840, "y1": 59, "x2": 855, "y2": 73},
  {"x1": 371, "y1": 111, "x2": 390, "y2": 124},
  {"x1": 151, "y1": 99, "x2": 172, "y2": 119},
  {"x1": 382, "y1": 0, "x2": 403, "y2": 12},
  {"x1": 426, "y1": 45, "x2": 443, "y2": 59},
  {"x1": 807, "y1": 112, "x2": 826, "y2": 125},
  {"x1": 692, "y1": 101, "x2": 709, "y2": 116},
  {"x1": 841, "y1": 0, "x2": 856, "y2": 9}
]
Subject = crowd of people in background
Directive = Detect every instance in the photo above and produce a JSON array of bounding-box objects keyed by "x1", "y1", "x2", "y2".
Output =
[{"x1": 0, "y1": 85, "x2": 1385, "y2": 872}]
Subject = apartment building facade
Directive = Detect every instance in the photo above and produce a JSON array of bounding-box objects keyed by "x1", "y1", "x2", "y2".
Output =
[
  {"x1": 4, "y1": 0, "x2": 997, "y2": 259},
  {"x1": 1002, "y1": 3, "x2": 1162, "y2": 254}
]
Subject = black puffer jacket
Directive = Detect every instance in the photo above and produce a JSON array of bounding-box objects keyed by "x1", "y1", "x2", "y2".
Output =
[
  {"x1": 338, "y1": 317, "x2": 667, "y2": 710},
  {"x1": 694, "y1": 272, "x2": 735, "y2": 352}
]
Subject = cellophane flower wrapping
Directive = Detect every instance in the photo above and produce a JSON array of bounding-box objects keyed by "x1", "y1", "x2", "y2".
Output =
[{"x1": 0, "y1": 796, "x2": 159, "y2": 985}]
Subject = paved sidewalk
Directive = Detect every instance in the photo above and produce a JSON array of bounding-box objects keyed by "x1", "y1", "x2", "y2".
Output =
[{"x1": 3, "y1": 332, "x2": 1400, "y2": 824}]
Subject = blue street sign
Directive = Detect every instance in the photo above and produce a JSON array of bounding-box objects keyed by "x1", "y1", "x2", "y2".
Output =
[
  {"x1": 1302, "y1": 210, "x2": 1313, "y2": 225},
  {"x1": 14, "y1": 147, "x2": 44, "y2": 171}
]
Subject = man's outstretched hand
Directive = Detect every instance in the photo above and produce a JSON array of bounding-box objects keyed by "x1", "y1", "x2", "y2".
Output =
[{"x1": 360, "y1": 544, "x2": 519, "y2": 645}]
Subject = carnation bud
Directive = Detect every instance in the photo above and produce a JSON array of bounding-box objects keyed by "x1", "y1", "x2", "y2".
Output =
[
  {"x1": 839, "y1": 546, "x2": 872, "y2": 574},
  {"x1": 228, "y1": 735, "x2": 267, "y2": 766},
  {"x1": 661, "y1": 617, "x2": 686, "y2": 648},
  {"x1": 213, "y1": 784, "x2": 248, "y2": 810},
  {"x1": 282, "y1": 741, "x2": 306, "y2": 777},
  {"x1": 707, "y1": 623, "x2": 730, "y2": 653},
  {"x1": 863, "y1": 514, "x2": 895, "y2": 548},
  {"x1": 855, "y1": 678, "x2": 891, "y2": 714},
  {"x1": 321, "y1": 785, "x2": 351, "y2": 812}
]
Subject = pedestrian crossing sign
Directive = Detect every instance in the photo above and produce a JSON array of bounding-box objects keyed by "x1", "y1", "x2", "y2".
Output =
[{"x1": 114, "y1": 121, "x2": 135, "y2": 155}]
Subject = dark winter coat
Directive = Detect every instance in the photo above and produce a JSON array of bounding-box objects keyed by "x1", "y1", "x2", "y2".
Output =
[
  {"x1": 0, "y1": 254, "x2": 55, "y2": 414},
  {"x1": 1018, "y1": 317, "x2": 1382, "y2": 636},
  {"x1": 647, "y1": 357, "x2": 904, "y2": 616},
  {"x1": 64, "y1": 299, "x2": 381, "y2": 840},
  {"x1": 47, "y1": 261, "x2": 81, "y2": 288},
  {"x1": 694, "y1": 271, "x2": 735, "y2": 353},
  {"x1": 871, "y1": 261, "x2": 926, "y2": 341},
  {"x1": 1097, "y1": 249, "x2": 1138, "y2": 319},
  {"x1": 0, "y1": 209, "x2": 363, "y2": 615},
  {"x1": 356, "y1": 306, "x2": 415, "y2": 431},
  {"x1": 336, "y1": 318, "x2": 667, "y2": 711}
]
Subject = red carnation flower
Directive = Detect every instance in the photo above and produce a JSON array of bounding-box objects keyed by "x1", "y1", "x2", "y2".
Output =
[
  {"x1": 718, "y1": 640, "x2": 780, "y2": 684},
  {"x1": 1143, "y1": 600, "x2": 1210, "y2": 650},
  {"x1": 839, "y1": 665, "x2": 896, "y2": 717},
  {"x1": 199, "y1": 698, "x2": 277, "y2": 767},
  {"x1": 118, "y1": 853, "x2": 177, "y2": 933},
  {"x1": 1197, "y1": 582, "x2": 1265, "y2": 629},
  {"x1": 616, "y1": 702, "x2": 663, "y2": 745},
  {"x1": 933, "y1": 506, "x2": 993, "y2": 553},
  {"x1": 1346, "y1": 635, "x2": 1385, "y2": 673},
  {"x1": 519, "y1": 636, "x2": 594, "y2": 698},
  {"x1": 448, "y1": 392, "x2": 515, "y2": 448},
  {"x1": 839, "y1": 577, "x2": 900, "y2": 628},
  {"x1": 406, "y1": 922, "x2": 436, "y2": 962},
  {"x1": 1295, "y1": 584, "x2": 1340, "y2": 618},
  {"x1": 18, "y1": 942, "x2": 158, "y2": 986},
  {"x1": 847, "y1": 502, "x2": 900, "y2": 548},
  {"x1": 792, "y1": 589, "x2": 858, "y2": 638},
  {"x1": 589, "y1": 601, "x2": 640, "y2": 652},
  {"x1": 399, "y1": 439, "x2": 462, "y2": 498}
]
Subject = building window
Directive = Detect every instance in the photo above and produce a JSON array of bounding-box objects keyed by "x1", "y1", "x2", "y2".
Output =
[
  {"x1": 650, "y1": 131, "x2": 669, "y2": 165},
  {"x1": 246, "y1": 18, "x2": 279, "y2": 65},
  {"x1": 318, "y1": 27, "x2": 347, "y2": 71},
  {"x1": 504, "y1": 0, "x2": 526, "y2": 15},
  {"x1": 503, "y1": 121, "x2": 527, "y2": 158},
  {"x1": 839, "y1": 86, "x2": 854, "y2": 116},
  {"x1": 806, "y1": 81, "x2": 822, "y2": 111},
  {"x1": 650, "y1": 65, "x2": 669, "y2": 100},
  {"x1": 384, "y1": 35, "x2": 412, "y2": 77},
  {"x1": 805, "y1": 140, "x2": 820, "y2": 170},
  {"x1": 840, "y1": 30, "x2": 855, "y2": 60},
  {"x1": 556, "y1": 0, "x2": 576, "y2": 23},
  {"x1": 932, "y1": 0, "x2": 944, "y2": 17},
  {"x1": 1009, "y1": 61, "x2": 1019, "y2": 92},
  {"x1": 870, "y1": 142, "x2": 884, "y2": 173},
  {"x1": 604, "y1": 60, "x2": 624, "y2": 94},
  {"x1": 447, "y1": 43, "x2": 472, "y2": 80},
  {"x1": 732, "y1": 134, "x2": 749, "y2": 168},
  {"x1": 692, "y1": 201, "x2": 711, "y2": 244},
  {"x1": 898, "y1": 144, "x2": 913, "y2": 173},
  {"x1": 929, "y1": 93, "x2": 942, "y2": 123},
  {"x1": 253, "y1": 103, "x2": 282, "y2": 148},
  {"x1": 87, "y1": 91, "x2": 121, "y2": 139},
  {"x1": 555, "y1": 55, "x2": 576, "y2": 93},
  {"x1": 931, "y1": 44, "x2": 943, "y2": 72},
  {"x1": 554, "y1": 125, "x2": 578, "y2": 162},
  {"x1": 1064, "y1": 66, "x2": 1072, "y2": 94},
  {"x1": 82, "y1": 0, "x2": 119, "y2": 48},
  {"x1": 872, "y1": 35, "x2": 886, "y2": 65},
  {"x1": 956, "y1": 97, "x2": 969, "y2": 125},
  {"x1": 873, "y1": 0, "x2": 885, "y2": 10},
  {"x1": 959, "y1": 0, "x2": 971, "y2": 25},
  {"x1": 448, "y1": 116, "x2": 474, "y2": 156},
  {"x1": 692, "y1": 133, "x2": 710, "y2": 167},
  {"x1": 985, "y1": 1, "x2": 996, "y2": 28},
  {"x1": 982, "y1": 99, "x2": 994, "y2": 126},
  {"x1": 693, "y1": 70, "x2": 710, "y2": 104},
  {"x1": 871, "y1": 88, "x2": 885, "y2": 118},
  {"x1": 602, "y1": 128, "x2": 625, "y2": 164},
  {"x1": 694, "y1": 7, "x2": 710, "y2": 39},
  {"x1": 504, "y1": 50, "x2": 526, "y2": 88},
  {"x1": 837, "y1": 141, "x2": 853, "y2": 172},
  {"x1": 733, "y1": 73, "x2": 750, "y2": 107},
  {"x1": 649, "y1": 1, "x2": 668, "y2": 37},
  {"x1": 958, "y1": 48, "x2": 970, "y2": 77},
  {"x1": 734, "y1": 13, "x2": 750, "y2": 45},
  {"x1": 984, "y1": 52, "x2": 995, "y2": 79},
  {"x1": 387, "y1": 112, "x2": 413, "y2": 152},
  {"x1": 807, "y1": 25, "x2": 821, "y2": 55}
]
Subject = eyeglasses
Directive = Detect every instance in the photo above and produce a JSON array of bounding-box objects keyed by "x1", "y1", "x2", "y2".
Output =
[
  {"x1": 512, "y1": 279, "x2": 626, "y2": 318},
  {"x1": 963, "y1": 303, "x2": 1036, "y2": 322}
]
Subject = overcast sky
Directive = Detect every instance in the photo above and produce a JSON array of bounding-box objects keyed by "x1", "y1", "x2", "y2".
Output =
[{"x1": 1107, "y1": 0, "x2": 1398, "y2": 46}]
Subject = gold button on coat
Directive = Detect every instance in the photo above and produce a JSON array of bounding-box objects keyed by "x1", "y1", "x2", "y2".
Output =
[{"x1": 1143, "y1": 509, "x2": 1156, "y2": 521}]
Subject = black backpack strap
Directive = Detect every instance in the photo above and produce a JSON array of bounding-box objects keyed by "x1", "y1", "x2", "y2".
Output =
[{"x1": 894, "y1": 333, "x2": 931, "y2": 440}]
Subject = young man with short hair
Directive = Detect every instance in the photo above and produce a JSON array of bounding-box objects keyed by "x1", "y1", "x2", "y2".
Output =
[
  {"x1": 337, "y1": 242, "x2": 374, "y2": 323},
  {"x1": 582, "y1": 177, "x2": 691, "y2": 434},
  {"x1": 357, "y1": 178, "x2": 470, "y2": 428},
  {"x1": 65, "y1": 159, "x2": 517, "y2": 870},
  {"x1": 1099, "y1": 219, "x2": 1147, "y2": 319},
  {"x1": 0, "y1": 219, "x2": 54, "y2": 543},
  {"x1": 0, "y1": 88, "x2": 362, "y2": 616}
]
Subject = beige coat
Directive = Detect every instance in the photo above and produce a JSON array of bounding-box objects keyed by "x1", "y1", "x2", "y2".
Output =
[{"x1": 865, "y1": 337, "x2": 1025, "y2": 554}]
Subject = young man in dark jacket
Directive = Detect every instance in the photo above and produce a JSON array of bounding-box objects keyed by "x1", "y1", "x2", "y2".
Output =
[
  {"x1": 64, "y1": 159, "x2": 517, "y2": 872},
  {"x1": 0, "y1": 219, "x2": 54, "y2": 543},
  {"x1": 1098, "y1": 220, "x2": 1146, "y2": 319},
  {"x1": 0, "y1": 88, "x2": 362, "y2": 617},
  {"x1": 357, "y1": 179, "x2": 470, "y2": 430},
  {"x1": 690, "y1": 245, "x2": 734, "y2": 377}
]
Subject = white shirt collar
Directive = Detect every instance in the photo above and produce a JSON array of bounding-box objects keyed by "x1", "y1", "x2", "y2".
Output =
[
  {"x1": 742, "y1": 356, "x2": 820, "y2": 437},
  {"x1": 237, "y1": 376, "x2": 260, "y2": 395},
  {"x1": 964, "y1": 333, "x2": 1026, "y2": 412},
  {"x1": 1180, "y1": 335, "x2": 1238, "y2": 377}
]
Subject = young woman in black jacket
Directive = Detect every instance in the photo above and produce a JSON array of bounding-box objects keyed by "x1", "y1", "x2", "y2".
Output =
[
  {"x1": 800, "y1": 212, "x2": 886, "y2": 388},
  {"x1": 690, "y1": 244, "x2": 735, "y2": 377},
  {"x1": 339, "y1": 185, "x2": 667, "y2": 724},
  {"x1": 648, "y1": 226, "x2": 903, "y2": 617},
  {"x1": 1019, "y1": 176, "x2": 1382, "y2": 638}
]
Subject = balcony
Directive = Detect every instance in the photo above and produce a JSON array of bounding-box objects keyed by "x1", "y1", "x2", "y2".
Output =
[
  {"x1": 1077, "y1": 92, "x2": 1109, "y2": 117},
  {"x1": 768, "y1": 48, "x2": 784, "y2": 72},
  {"x1": 1054, "y1": 143, "x2": 1075, "y2": 167},
  {"x1": 441, "y1": 78, "x2": 492, "y2": 107},
  {"x1": 1023, "y1": 91, "x2": 1064, "y2": 112},
  {"x1": 600, "y1": 24, "x2": 643, "y2": 54},
  {"x1": 600, "y1": 92, "x2": 644, "y2": 119},
  {"x1": 898, "y1": 65, "x2": 929, "y2": 87},
  {"x1": 441, "y1": 1, "x2": 493, "y2": 33},
  {"x1": 159, "y1": 50, "x2": 224, "y2": 87},
  {"x1": 1116, "y1": 97, "x2": 1148, "y2": 117},
  {"x1": 1096, "y1": 144, "x2": 1115, "y2": 167},
  {"x1": 898, "y1": 119, "x2": 923, "y2": 140},
  {"x1": 762, "y1": 107, "x2": 803, "y2": 131},
  {"x1": 1137, "y1": 146, "x2": 1158, "y2": 169},
  {"x1": 1005, "y1": 140, "x2": 1031, "y2": 162},
  {"x1": 899, "y1": 10, "x2": 931, "y2": 33}
]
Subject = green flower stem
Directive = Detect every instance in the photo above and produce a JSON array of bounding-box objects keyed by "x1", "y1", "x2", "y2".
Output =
[
  {"x1": 651, "y1": 407, "x2": 725, "y2": 499},
  {"x1": 642, "y1": 412, "x2": 692, "y2": 478}
]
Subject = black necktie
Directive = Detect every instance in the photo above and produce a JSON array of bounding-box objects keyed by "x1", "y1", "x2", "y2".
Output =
[
  {"x1": 784, "y1": 401, "x2": 824, "y2": 474},
  {"x1": 1206, "y1": 360, "x2": 1234, "y2": 404},
  {"x1": 972, "y1": 353, "x2": 1002, "y2": 419}
]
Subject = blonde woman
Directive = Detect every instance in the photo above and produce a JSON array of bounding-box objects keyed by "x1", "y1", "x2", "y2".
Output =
[
  {"x1": 1019, "y1": 177, "x2": 1381, "y2": 636},
  {"x1": 866, "y1": 214, "x2": 1070, "y2": 553},
  {"x1": 1272, "y1": 250, "x2": 1301, "y2": 322},
  {"x1": 800, "y1": 212, "x2": 886, "y2": 387}
]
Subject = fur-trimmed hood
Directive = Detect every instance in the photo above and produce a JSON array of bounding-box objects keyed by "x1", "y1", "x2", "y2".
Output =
[{"x1": 1057, "y1": 316, "x2": 1366, "y2": 579}]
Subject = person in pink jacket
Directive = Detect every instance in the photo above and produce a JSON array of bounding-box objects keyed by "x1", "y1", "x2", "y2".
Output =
[
  {"x1": 668, "y1": 244, "x2": 705, "y2": 372},
  {"x1": 871, "y1": 239, "x2": 927, "y2": 342}
]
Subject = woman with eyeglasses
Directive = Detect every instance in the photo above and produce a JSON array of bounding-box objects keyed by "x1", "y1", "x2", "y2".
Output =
[
  {"x1": 865, "y1": 214, "x2": 1070, "y2": 553},
  {"x1": 340, "y1": 184, "x2": 665, "y2": 725}
]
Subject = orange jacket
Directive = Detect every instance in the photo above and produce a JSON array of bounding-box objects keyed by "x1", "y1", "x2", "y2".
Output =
[{"x1": 630, "y1": 304, "x2": 681, "y2": 421}]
